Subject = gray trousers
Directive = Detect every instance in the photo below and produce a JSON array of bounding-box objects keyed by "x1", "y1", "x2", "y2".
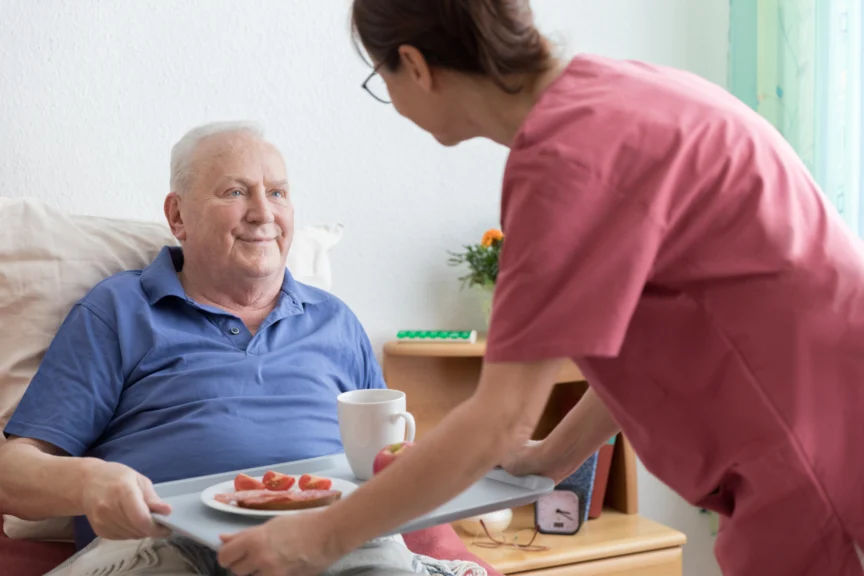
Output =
[{"x1": 45, "y1": 534, "x2": 422, "y2": 576}]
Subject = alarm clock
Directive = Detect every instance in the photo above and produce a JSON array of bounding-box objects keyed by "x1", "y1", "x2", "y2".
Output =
[{"x1": 535, "y1": 489, "x2": 581, "y2": 535}]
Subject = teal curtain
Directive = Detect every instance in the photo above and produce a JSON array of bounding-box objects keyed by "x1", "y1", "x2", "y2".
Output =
[{"x1": 729, "y1": 0, "x2": 863, "y2": 236}]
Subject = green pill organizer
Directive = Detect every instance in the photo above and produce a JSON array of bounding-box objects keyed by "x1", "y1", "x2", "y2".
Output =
[{"x1": 396, "y1": 330, "x2": 478, "y2": 343}]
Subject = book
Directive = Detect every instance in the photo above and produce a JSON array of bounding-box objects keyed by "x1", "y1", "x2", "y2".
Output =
[
  {"x1": 557, "y1": 451, "x2": 598, "y2": 525},
  {"x1": 588, "y1": 435, "x2": 617, "y2": 519}
]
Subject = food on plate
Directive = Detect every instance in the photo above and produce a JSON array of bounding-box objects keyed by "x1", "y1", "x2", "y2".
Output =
[
  {"x1": 262, "y1": 470, "x2": 296, "y2": 491},
  {"x1": 215, "y1": 489, "x2": 273, "y2": 504},
  {"x1": 372, "y1": 441, "x2": 415, "y2": 475},
  {"x1": 298, "y1": 474, "x2": 332, "y2": 491},
  {"x1": 234, "y1": 473, "x2": 265, "y2": 492},
  {"x1": 215, "y1": 488, "x2": 342, "y2": 510}
]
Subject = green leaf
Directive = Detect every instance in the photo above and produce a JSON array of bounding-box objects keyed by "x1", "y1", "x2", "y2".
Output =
[{"x1": 446, "y1": 239, "x2": 502, "y2": 288}]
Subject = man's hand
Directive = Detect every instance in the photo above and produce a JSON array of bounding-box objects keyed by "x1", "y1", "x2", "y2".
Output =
[
  {"x1": 217, "y1": 513, "x2": 337, "y2": 576},
  {"x1": 80, "y1": 461, "x2": 172, "y2": 540}
]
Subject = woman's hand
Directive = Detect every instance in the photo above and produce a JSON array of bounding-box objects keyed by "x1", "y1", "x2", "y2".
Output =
[
  {"x1": 500, "y1": 439, "x2": 547, "y2": 477},
  {"x1": 217, "y1": 512, "x2": 339, "y2": 576},
  {"x1": 503, "y1": 389, "x2": 622, "y2": 485},
  {"x1": 500, "y1": 439, "x2": 573, "y2": 484}
]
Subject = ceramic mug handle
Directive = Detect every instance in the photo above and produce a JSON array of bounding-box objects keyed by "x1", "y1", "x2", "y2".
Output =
[{"x1": 391, "y1": 411, "x2": 416, "y2": 442}]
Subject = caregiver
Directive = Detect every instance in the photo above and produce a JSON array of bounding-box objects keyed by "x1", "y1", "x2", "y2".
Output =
[{"x1": 219, "y1": 1, "x2": 864, "y2": 574}]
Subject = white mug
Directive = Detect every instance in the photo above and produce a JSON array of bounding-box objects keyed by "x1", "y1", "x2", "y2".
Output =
[{"x1": 337, "y1": 389, "x2": 416, "y2": 480}]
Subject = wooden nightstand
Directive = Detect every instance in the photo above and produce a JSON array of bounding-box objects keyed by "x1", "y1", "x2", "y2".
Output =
[
  {"x1": 453, "y1": 507, "x2": 685, "y2": 575},
  {"x1": 382, "y1": 335, "x2": 686, "y2": 576}
]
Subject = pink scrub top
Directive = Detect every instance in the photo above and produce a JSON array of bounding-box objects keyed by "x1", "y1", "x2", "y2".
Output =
[{"x1": 485, "y1": 55, "x2": 864, "y2": 575}]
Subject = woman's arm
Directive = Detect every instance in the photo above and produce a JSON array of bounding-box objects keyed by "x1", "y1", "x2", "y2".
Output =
[
  {"x1": 502, "y1": 387, "x2": 620, "y2": 483},
  {"x1": 323, "y1": 358, "x2": 564, "y2": 556},
  {"x1": 217, "y1": 358, "x2": 565, "y2": 574}
]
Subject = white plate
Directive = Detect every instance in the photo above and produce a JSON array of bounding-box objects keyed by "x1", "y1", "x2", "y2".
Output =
[{"x1": 201, "y1": 476, "x2": 358, "y2": 517}]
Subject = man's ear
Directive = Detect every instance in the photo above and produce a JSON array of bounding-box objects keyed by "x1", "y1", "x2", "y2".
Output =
[
  {"x1": 398, "y1": 45, "x2": 434, "y2": 93},
  {"x1": 164, "y1": 192, "x2": 187, "y2": 242}
]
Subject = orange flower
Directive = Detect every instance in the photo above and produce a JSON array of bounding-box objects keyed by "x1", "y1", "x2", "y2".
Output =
[{"x1": 481, "y1": 229, "x2": 504, "y2": 248}]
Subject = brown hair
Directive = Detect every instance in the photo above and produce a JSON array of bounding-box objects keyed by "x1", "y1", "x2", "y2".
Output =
[{"x1": 351, "y1": 0, "x2": 552, "y2": 93}]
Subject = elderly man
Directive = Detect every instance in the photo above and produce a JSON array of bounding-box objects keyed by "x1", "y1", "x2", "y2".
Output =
[{"x1": 0, "y1": 123, "x2": 424, "y2": 575}]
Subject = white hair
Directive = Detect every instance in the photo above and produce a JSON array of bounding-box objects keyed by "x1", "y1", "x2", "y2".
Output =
[{"x1": 170, "y1": 121, "x2": 266, "y2": 195}]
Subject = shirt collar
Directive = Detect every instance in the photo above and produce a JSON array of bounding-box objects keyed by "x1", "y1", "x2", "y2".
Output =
[{"x1": 140, "y1": 246, "x2": 326, "y2": 308}]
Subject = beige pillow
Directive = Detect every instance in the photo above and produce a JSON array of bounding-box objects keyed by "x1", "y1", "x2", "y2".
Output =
[
  {"x1": 0, "y1": 198, "x2": 176, "y2": 541},
  {"x1": 0, "y1": 198, "x2": 178, "y2": 435},
  {"x1": 0, "y1": 198, "x2": 342, "y2": 540},
  {"x1": 2, "y1": 516, "x2": 76, "y2": 542}
]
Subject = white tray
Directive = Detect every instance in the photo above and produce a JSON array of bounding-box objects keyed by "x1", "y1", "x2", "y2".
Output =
[{"x1": 152, "y1": 453, "x2": 554, "y2": 550}]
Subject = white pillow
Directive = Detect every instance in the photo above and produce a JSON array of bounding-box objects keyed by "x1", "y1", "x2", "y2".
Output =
[
  {"x1": 0, "y1": 197, "x2": 342, "y2": 540},
  {"x1": 286, "y1": 222, "x2": 344, "y2": 290}
]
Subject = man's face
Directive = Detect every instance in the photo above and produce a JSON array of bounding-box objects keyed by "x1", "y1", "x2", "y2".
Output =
[{"x1": 168, "y1": 132, "x2": 293, "y2": 281}]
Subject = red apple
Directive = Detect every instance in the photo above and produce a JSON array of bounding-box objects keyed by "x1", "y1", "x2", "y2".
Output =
[{"x1": 372, "y1": 441, "x2": 415, "y2": 474}]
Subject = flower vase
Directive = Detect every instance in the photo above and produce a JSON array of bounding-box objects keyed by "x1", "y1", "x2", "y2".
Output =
[{"x1": 474, "y1": 283, "x2": 495, "y2": 327}]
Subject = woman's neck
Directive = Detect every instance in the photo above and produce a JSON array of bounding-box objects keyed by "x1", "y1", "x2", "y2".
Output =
[{"x1": 468, "y1": 59, "x2": 567, "y2": 148}]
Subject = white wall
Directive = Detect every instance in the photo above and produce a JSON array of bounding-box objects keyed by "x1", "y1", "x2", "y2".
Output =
[{"x1": 0, "y1": 1, "x2": 728, "y2": 574}]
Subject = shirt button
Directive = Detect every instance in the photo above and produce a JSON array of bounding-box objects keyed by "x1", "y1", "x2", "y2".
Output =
[{"x1": 230, "y1": 327, "x2": 240, "y2": 335}]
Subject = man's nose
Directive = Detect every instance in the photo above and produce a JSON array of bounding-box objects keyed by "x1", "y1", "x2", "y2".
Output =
[{"x1": 245, "y1": 188, "x2": 274, "y2": 224}]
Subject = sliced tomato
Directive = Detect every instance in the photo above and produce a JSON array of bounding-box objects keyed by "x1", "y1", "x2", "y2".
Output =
[
  {"x1": 298, "y1": 474, "x2": 332, "y2": 491},
  {"x1": 234, "y1": 473, "x2": 265, "y2": 492},
  {"x1": 262, "y1": 471, "x2": 296, "y2": 491}
]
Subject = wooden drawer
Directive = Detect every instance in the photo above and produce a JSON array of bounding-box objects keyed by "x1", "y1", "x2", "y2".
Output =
[{"x1": 512, "y1": 547, "x2": 682, "y2": 576}]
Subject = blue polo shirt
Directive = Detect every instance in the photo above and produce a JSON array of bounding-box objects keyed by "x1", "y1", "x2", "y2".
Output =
[{"x1": 5, "y1": 246, "x2": 385, "y2": 548}]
